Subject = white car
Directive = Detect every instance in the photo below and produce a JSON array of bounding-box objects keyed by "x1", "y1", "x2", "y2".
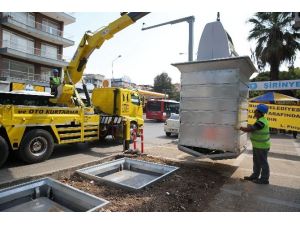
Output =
[{"x1": 164, "y1": 113, "x2": 180, "y2": 137}]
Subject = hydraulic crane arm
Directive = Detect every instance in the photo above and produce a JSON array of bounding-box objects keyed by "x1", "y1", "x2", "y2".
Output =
[
  {"x1": 64, "y1": 12, "x2": 149, "y2": 85},
  {"x1": 53, "y1": 12, "x2": 149, "y2": 107}
]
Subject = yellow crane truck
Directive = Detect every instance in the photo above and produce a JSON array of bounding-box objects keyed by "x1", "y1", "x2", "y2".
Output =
[{"x1": 0, "y1": 12, "x2": 148, "y2": 167}]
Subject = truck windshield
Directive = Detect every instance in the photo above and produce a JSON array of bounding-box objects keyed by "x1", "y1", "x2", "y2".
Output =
[{"x1": 131, "y1": 94, "x2": 140, "y2": 105}]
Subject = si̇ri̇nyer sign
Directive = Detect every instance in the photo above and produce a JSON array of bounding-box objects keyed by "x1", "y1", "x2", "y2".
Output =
[{"x1": 249, "y1": 79, "x2": 300, "y2": 91}]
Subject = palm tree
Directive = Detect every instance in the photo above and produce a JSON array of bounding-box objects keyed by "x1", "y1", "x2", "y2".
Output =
[{"x1": 248, "y1": 12, "x2": 300, "y2": 80}]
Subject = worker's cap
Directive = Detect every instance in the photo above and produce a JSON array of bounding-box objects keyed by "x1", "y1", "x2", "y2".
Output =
[
  {"x1": 256, "y1": 104, "x2": 269, "y2": 114},
  {"x1": 53, "y1": 69, "x2": 59, "y2": 74}
]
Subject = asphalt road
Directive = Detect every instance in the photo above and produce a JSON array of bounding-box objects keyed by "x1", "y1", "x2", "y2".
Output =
[
  {"x1": 143, "y1": 119, "x2": 178, "y2": 145},
  {"x1": 0, "y1": 118, "x2": 178, "y2": 185}
]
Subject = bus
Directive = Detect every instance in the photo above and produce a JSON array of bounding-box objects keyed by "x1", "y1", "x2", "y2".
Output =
[{"x1": 146, "y1": 99, "x2": 179, "y2": 121}]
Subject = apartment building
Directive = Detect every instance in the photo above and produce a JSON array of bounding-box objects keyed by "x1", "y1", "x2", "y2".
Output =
[
  {"x1": 136, "y1": 84, "x2": 153, "y2": 91},
  {"x1": 0, "y1": 12, "x2": 75, "y2": 92},
  {"x1": 83, "y1": 73, "x2": 105, "y2": 88},
  {"x1": 111, "y1": 76, "x2": 136, "y2": 88},
  {"x1": 75, "y1": 74, "x2": 105, "y2": 97}
]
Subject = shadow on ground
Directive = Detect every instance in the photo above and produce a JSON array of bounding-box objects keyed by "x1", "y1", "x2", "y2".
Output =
[
  {"x1": 207, "y1": 177, "x2": 300, "y2": 211},
  {"x1": 155, "y1": 135, "x2": 178, "y2": 140}
]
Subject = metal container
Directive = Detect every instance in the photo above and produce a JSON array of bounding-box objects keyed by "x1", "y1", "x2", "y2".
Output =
[
  {"x1": 76, "y1": 157, "x2": 179, "y2": 191},
  {"x1": 173, "y1": 56, "x2": 256, "y2": 159},
  {"x1": 0, "y1": 177, "x2": 109, "y2": 212}
]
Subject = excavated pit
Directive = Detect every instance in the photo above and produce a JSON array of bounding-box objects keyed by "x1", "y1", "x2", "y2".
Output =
[
  {"x1": 76, "y1": 157, "x2": 179, "y2": 191},
  {"x1": 0, "y1": 178, "x2": 109, "y2": 212}
]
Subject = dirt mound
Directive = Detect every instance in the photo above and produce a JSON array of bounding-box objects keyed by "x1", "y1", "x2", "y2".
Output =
[{"x1": 59, "y1": 155, "x2": 226, "y2": 212}]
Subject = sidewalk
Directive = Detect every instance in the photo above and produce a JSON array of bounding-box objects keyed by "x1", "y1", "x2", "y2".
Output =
[{"x1": 145, "y1": 134, "x2": 300, "y2": 211}]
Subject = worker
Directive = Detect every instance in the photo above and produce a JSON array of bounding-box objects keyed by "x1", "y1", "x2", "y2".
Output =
[
  {"x1": 50, "y1": 69, "x2": 61, "y2": 96},
  {"x1": 240, "y1": 104, "x2": 270, "y2": 184},
  {"x1": 292, "y1": 131, "x2": 297, "y2": 139}
]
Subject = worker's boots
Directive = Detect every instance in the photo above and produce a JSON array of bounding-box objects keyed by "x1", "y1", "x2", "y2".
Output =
[
  {"x1": 244, "y1": 176, "x2": 269, "y2": 184},
  {"x1": 243, "y1": 175, "x2": 258, "y2": 181},
  {"x1": 253, "y1": 179, "x2": 269, "y2": 184}
]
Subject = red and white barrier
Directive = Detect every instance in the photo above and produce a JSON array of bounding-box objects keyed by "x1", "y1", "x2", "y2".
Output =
[{"x1": 131, "y1": 128, "x2": 144, "y2": 153}]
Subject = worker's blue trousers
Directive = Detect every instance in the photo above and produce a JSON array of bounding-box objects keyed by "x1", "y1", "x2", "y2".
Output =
[{"x1": 252, "y1": 148, "x2": 270, "y2": 181}]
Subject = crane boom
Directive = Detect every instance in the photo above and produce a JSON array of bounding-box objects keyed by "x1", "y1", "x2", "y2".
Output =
[
  {"x1": 65, "y1": 12, "x2": 149, "y2": 85},
  {"x1": 54, "y1": 12, "x2": 149, "y2": 107}
]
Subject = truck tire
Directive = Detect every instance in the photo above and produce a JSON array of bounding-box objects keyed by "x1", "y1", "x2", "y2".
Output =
[
  {"x1": 0, "y1": 136, "x2": 9, "y2": 167},
  {"x1": 19, "y1": 129, "x2": 54, "y2": 164},
  {"x1": 166, "y1": 132, "x2": 171, "y2": 137}
]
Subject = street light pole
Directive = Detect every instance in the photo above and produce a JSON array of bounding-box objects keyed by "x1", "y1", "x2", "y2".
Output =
[
  {"x1": 142, "y1": 16, "x2": 195, "y2": 61},
  {"x1": 112, "y1": 55, "x2": 122, "y2": 79}
]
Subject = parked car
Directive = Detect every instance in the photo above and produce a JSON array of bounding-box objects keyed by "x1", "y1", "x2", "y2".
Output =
[{"x1": 164, "y1": 113, "x2": 180, "y2": 136}]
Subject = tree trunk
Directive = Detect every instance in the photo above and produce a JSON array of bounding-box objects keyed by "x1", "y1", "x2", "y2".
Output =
[{"x1": 269, "y1": 62, "x2": 280, "y2": 81}]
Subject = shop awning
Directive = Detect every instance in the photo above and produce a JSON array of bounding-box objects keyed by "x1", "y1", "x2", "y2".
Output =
[{"x1": 249, "y1": 92, "x2": 299, "y2": 103}]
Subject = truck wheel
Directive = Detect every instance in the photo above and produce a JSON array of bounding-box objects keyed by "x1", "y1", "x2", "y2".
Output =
[
  {"x1": 0, "y1": 136, "x2": 9, "y2": 167},
  {"x1": 19, "y1": 129, "x2": 54, "y2": 164},
  {"x1": 166, "y1": 132, "x2": 171, "y2": 137}
]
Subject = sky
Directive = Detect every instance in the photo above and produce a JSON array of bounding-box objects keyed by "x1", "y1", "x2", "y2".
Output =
[{"x1": 62, "y1": 11, "x2": 300, "y2": 85}]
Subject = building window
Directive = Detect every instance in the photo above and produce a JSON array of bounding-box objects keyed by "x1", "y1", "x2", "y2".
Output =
[
  {"x1": 4, "y1": 12, "x2": 35, "y2": 27},
  {"x1": 2, "y1": 30, "x2": 34, "y2": 54},
  {"x1": 41, "y1": 43, "x2": 58, "y2": 60},
  {"x1": 42, "y1": 18, "x2": 60, "y2": 36},
  {"x1": 1, "y1": 58, "x2": 34, "y2": 81},
  {"x1": 41, "y1": 67, "x2": 52, "y2": 82}
]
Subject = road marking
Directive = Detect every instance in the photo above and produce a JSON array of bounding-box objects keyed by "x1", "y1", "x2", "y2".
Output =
[{"x1": 221, "y1": 188, "x2": 300, "y2": 210}]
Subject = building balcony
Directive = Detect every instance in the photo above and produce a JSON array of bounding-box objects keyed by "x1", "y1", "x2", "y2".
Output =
[
  {"x1": 1, "y1": 14, "x2": 74, "y2": 47},
  {"x1": 0, "y1": 40, "x2": 69, "y2": 67},
  {"x1": 0, "y1": 69, "x2": 49, "y2": 86},
  {"x1": 41, "y1": 12, "x2": 76, "y2": 25}
]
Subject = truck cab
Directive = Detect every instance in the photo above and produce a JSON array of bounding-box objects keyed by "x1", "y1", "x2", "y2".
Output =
[{"x1": 92, "y1": 87, "x2": 144, "y2": 141}]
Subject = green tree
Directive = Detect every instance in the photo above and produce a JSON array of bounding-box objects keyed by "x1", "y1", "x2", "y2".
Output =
[
  {"x1": 153, "y1": 72, "x2": 175, "y2": 98},
  {"x1": 171, "y1": 91, "x2": 180, "y2": 101},
  {"x1": 248, "y1": 12, "x2": 300, "y2": 81}
]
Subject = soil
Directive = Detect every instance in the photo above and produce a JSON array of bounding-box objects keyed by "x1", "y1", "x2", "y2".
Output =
[{"x1": 58, "y1": 155, "x2": 226, "y2": 212}]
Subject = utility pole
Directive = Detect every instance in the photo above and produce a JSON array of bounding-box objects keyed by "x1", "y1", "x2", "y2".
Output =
[{"x1": 142, "y1": 16, "x2": 195, "y2": 62}]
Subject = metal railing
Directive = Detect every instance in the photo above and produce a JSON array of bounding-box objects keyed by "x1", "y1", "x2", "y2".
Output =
[
  {"x1": 0, "y1": 40, "x2": 66, "y2": 61},
  {"x1": 0, "y1": 69, "x2": 49, "y2": 83},
  {"x1": 3, "y1": 13, "x2": 73, "y2": 39}
]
